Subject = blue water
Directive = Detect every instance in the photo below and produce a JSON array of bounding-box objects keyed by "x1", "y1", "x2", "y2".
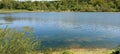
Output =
[{"x1": 0, "y1": 12, "x2": 120, "y2": 48}]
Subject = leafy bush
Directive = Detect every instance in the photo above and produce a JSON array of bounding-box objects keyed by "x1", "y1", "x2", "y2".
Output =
[
  {"x1": 62, "y1": 51, "x2": 73, "y2": 54},
  {"x1": 111, "y1": 51, "x2": 119, "y2": 54},
  {"x1": 111, "y1": 46, "x2": 120, "y2": 54},
  {"x1": 0, "y1": 27, "x2": 40, "y2": 54},
  {"x1": 43, "y1": 48, "x2": 53, "y2": 54}
]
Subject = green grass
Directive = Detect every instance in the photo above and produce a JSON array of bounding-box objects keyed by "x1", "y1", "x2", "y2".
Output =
[
  {"x1": 53, "y1": 48, "x2": 113, "y2": 54},
  {"x1": 33, "y1": 48, "x2": 113, "y2": 54},
  {"x1": 0, "y1": 9, "x2": 33, "y2": 13},
  {"x1": 0, "y1": 9, "x2": 72, "y2": 14}
]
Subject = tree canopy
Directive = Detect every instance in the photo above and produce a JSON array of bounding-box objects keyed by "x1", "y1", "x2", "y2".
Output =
[{"x1": 0, "y1": 0, "x2": 120, "y2": 12}]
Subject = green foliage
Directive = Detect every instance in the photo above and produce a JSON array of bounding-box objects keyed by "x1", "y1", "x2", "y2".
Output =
[
  {"x1": 111, "y1": 46, "x2": 120, "y2": 54},
  {"x1": 1, "y1": 0, "x2": 13, "y2": 9},
  {"x1": 43, "y1": 48, "x2": 53, "y2": 54},
  {"x1": 0, "y1": 2, "x2": 2, "y2": 9},
  {"x1": 0, "y1": 27, "x2": 40, "y2": 54},
  {"x1": 62, "y1": 51, "x2": 73, "y2": 54},
  {"x1": 0, "y1": 0, "x2": 120, "y2": 11},
  {"x1": 15, "y1": 2, "x2": 25, "y2": 9}
]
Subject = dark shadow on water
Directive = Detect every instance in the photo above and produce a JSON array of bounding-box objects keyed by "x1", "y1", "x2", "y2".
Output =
[{"x1": 4, "y1": 16, "x2": 14, "y2": 22}]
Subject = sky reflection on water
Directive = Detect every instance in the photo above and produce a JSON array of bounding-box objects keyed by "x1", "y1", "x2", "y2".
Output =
[{"x1": 0, "y1": 12, "x2": 120, "y2": 48}]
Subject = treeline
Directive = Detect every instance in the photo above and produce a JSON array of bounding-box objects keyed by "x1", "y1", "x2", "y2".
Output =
[{"x1": 0, "y1": 0, "x2": 120, "y2": 12}]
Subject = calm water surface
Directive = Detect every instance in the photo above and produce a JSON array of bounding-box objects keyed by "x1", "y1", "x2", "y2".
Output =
[{"x1": 0, "y1": 12, "x2": 120, "y2": 48}]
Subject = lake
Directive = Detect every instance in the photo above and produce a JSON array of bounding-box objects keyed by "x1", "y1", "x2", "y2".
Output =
[{"x1": 0, "y1": 12, "x2": 120, "y2": 49}]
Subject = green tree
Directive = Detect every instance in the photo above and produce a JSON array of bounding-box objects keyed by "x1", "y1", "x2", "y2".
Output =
[
  {"x1": 15, "y1": 2, "x2": 25, "y2": 9},
  {"x1": 1, "y1": 0, "x2": 13, "y2": 9},
  {"x1": 0, "y1": 0, "x2": 119, "y2": 12},
  {"x1": 0, "y1": 2, "x2": 2, "y2": 9},
  {"x1": 115, "y1": 0, "x2": 120, "y2": 11},
  {"x1": 23, "y1": 1, "x2": 36, "y2": 11}
]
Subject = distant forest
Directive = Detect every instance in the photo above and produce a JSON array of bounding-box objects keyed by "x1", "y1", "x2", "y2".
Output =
[{"x1": 0, "y1": 0, "x2": 120, "y2": 12}]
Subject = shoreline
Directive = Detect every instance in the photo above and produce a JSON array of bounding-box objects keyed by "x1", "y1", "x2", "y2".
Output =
[
  {"x1": 0, "y1": 9, "x2": 120, "y2": 13},
  {"x1": 0, "y1": 9, "x2": 73, "y2": 13},
  {"x1": 35, "y1": 48, "x2": 113, "y2": 54}
]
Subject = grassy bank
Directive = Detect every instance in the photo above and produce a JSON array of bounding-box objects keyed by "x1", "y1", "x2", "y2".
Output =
[
  {"x1": 57, "y1": 48, "x2": 113, "y2": 54},
  {"x1": 0, "y1": 9, "x2": 120, "y2": 14},
  {"x1": 34, "y1": 48, "x2": 113, "y2": 54},
  {"x1": 0, "y1": 9, "x2": 73, "y2": 13},
  {"x1": 0, "y1": 9, "x2": 41, "y2": 13}
]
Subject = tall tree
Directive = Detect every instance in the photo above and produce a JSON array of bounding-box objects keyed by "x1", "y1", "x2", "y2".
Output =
[{"x1": 1, "y1": 0, "x2": 13, "y2": 9}]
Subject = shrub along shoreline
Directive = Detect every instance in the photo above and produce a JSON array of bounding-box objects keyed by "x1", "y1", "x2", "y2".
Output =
[{"x1": 0, "y1": 27, "x2": 40, "y2": 54}]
